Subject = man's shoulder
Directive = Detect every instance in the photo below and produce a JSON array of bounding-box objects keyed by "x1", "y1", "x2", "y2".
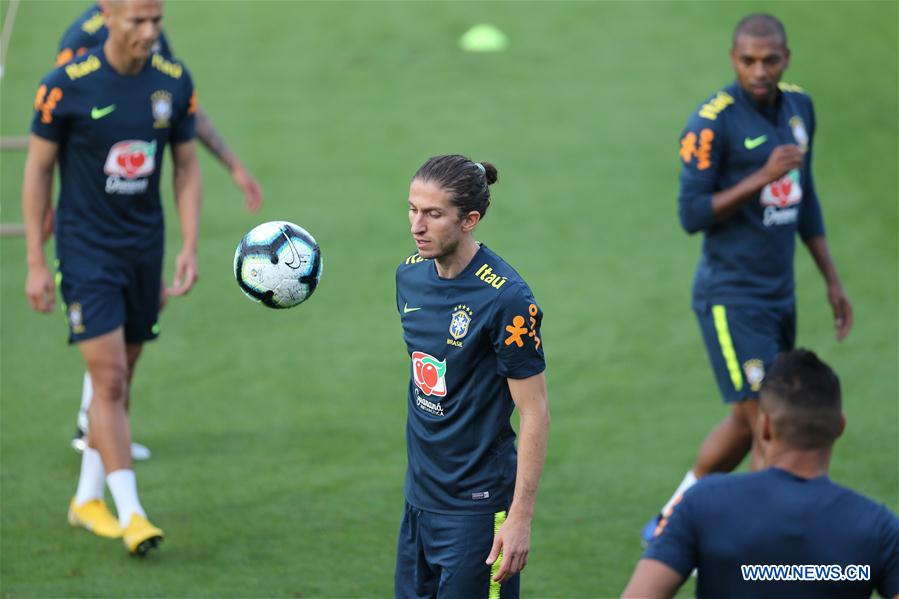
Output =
[
  {"x1": 43, "y1": 49, "x2": 103, "y2": 88},
  {"x1": 148, "y1": 53, "x2": 191, "y2": 82},
  {"x1": 686, "y1": 84, "x2": 738, "y2": 127},
  {"x1": 396, "y1": 252, "x2": 431, "y2": 278},
  {"x1": 471, "y1": 246, "x2": 532, "y2": 296},
  {"x1": 62, "y1": 5, "x2": 105, "y2": 45},
  {"x1": 779, "y1": 81, "x2": 815, "y2": 112},
  {"x1": 778, "y1": 81, "x2": 810, "y2": 98}
]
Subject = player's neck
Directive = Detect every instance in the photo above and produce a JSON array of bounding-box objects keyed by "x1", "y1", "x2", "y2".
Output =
[
  {"x1": 103, "y1": 40, "x2": 148, "y2": 76},
  {"x1": 765, "y1": 444, "x2": 832, "y2": 479},
  {"x1": 434, "y1": 238, "x2": 480, "y2": 279}
]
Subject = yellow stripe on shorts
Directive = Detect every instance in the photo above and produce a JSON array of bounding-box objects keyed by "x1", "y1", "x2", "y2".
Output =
[
  {"x1": 712, "y1": 305, "x2": 743, "y2": 391},
  {"x1": 489, "y1": 510, "x2": 507, "y2": 599}
]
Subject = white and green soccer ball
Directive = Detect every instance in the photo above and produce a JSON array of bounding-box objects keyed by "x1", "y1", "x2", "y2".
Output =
[{"x1": 233, "y1": 221, "x2": 323, "y2": 309}]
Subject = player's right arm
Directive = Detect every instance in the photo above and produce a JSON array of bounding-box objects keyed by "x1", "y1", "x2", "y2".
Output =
[
  {"x1": 621, "y1": 559, "x2": 684, "y2": 599},
  {"x1": 622, "y1": 483, "x2": 701, "y2": 598},
  {"x1": 22, "y1": 135, "x2": 59, "y2": 313},
  {"x1": 678, "y1": 98, "x2": 803, "y2": 233},
  {"x1": 708, "y1": 145, "x2": 804, "y2": 221}
]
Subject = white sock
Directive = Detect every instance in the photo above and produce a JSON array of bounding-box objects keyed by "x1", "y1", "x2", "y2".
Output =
[
  {"x1": 661, "y1": 470, "x2": 698, "y2": 516},
  {"x1": 74, "y1": 447, "x2": 106, "y2": 505},
  {"x1": 78, "y1": 373, "x2": 93, "y2": 432},
  {"x1": 107, "y1": 469, "x2": 146, "y2": 527}
]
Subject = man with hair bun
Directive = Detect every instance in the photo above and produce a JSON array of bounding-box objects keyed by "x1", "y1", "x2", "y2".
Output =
[
  {"x1": 643, "y1": 12, "x2": 853, "y2": 546},
  {"x1": 394, "y1": 155, "x2": 550, "y2": 598},
  {"x1": 624, "y1": 349, "x2": 899, "y2": 599}
]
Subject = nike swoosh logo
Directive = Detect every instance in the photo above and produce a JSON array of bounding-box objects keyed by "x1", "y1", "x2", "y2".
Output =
[
  {"x1": 744, "y1": 135, "x2": 768, "y2": 149},
  {"x1": 282, "y1": 230, "x2": 302, "y2": 269},
  {"x1": 91, "y1": 105, "x2": 116, "y2": 120},
  {"x1": 403, "y1": 303, "x2": 421, "y2": 314}
]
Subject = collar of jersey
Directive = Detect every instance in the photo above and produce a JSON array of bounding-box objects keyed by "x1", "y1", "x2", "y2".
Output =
[
  {"x1": 732, "y1": 80, "x2": 784, "y2": 120},
  {"x1": 430, "y1": 244, "x2": 486, "y2": 282}
]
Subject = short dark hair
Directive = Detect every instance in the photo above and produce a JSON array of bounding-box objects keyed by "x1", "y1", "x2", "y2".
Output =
[
  {"x1": 760, "y1": 349, "x2": 842, "y2": 449},
  {"x1": 413, "y1": 155, "x2": 498, "y2": 219},
  {"x1": 733, "y1": 13, "x2": 788, "y2": 48}
]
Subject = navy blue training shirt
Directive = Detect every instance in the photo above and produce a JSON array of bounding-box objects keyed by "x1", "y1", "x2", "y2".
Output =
[
  {"x1": 31, "y1": 49, "x2": 196, "y2": 258},
  {"x1": 396, "y1": 245, "x2": 545, "y2": 514},
  {"x1": 645, "y1": 468, "x2": 899, "y2": 598},
  {"x1": 55, "y1": 4, "x2": 172, "y2": 66},
  {"x1": 678, "y1": 81, "x2": 826, "y2": 308}
]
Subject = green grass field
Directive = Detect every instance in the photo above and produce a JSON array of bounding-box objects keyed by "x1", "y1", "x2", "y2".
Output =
[{"x1": 1, "y1": 1, "x2": 896, "y2": 597}]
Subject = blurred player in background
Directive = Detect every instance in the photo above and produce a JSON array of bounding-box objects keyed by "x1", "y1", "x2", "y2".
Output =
[
  {"x1": 394, "y1": 155, "x2": 550, "y2": 598},
  {"x1": 52, "y1": 1, "x2": 263, "y2": 460},
  {"x1": 24, "y1": 0, "x2": 201, "y2": 555},
  {"x1": 642, "y1": 13, "x2": 853, "y2": 545},
  {"x1": 624, "y1": 349, "x2": 899, "y2": 598}
]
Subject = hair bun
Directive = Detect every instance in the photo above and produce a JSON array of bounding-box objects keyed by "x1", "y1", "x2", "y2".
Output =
[{"x1": 480, "y1": 161, "x2": 498, "y2": 185}]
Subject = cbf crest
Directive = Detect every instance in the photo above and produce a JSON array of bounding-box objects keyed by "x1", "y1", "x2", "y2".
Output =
[
  {"x1": 68, "y1": 302, "x2": 86, "y2": 335},
  {"x1": 151, "y1": 90, "x2": 172, "y2": 129},
  {"x1": 447, "y1": 304, "x2": 474, "y2": 346},
  {"x1": 789, "y1": 116, "x2": 809, "y2": 153}
]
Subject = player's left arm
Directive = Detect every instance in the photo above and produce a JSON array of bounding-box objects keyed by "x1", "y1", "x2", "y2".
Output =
[
  {"x1": 803, "y1": 236, "x2": 852, "y2": 341},
  {"x1": 168, "y1": 140, "x2": 203, "y2": 296},
  {"x1": 487, "y1": 371, "x2": 550, "y2": 583},
  {"x1": 194, "y1": 108, "x2": 264, "y2": 212},
  {"x1": 621, "y1": 559, "x2": 685, "y2": 599},
  {"x1": 797, "y1": 97, "x2": 852, "y2": 341}
]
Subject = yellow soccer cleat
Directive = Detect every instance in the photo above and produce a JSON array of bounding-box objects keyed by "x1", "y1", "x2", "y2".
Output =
[
  {"x1": 122, "y1": 514, "x2": 164, "y2": 556},
  {"x1": 68, "y1": 497, "x2": 123, "y2": 539}
]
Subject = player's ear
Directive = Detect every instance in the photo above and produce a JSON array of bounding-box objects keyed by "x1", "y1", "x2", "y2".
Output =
[
  {"x1": 461, "y1": 210, "x2": 481, "y2": 233},
  {"x1": 835, "y1": 413, "x2": 846, "y2": 439}
]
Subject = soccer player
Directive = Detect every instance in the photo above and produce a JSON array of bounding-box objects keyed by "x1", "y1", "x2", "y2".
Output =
[
  {"x1": 23, "y1": 0, "x2": 201, "y2": 555},
  {"x1": 53, "y1": 1, "x2": 264, "y2": 460},
  {"x1": 623, "y1": 349, "x2": 899, "y2": 598},
  {"x1": 642, "y1": 13, "x2": 854, "y2": 544},
  {"x1": 394, "y1": 155, "x2": 550, "y2": 598}
]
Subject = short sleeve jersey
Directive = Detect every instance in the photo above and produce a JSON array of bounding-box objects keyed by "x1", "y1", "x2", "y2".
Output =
[
  {"x1": 396, "y1": 245, "x2": 545, "y2": 514},
  {"x1": 31, "y1": 49, "x2": 196, "y2": 258},
  {"x1": 55, "y1": 4, "x2": 173, "y2": 67},
  {"x1": 645, "y1": 468, "x2": 899, "y2": 599},
  {"x1": 677, "y1": 82, "x2": 826, "y2": 308}
]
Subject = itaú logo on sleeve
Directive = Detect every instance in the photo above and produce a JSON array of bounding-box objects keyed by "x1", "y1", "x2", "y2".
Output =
[
  {"x1": 411, "y1": 351, "x2": 447, "y2": 397},
  {"x1": 103, "y1": 140, "x2": 156, "y2": 194}
]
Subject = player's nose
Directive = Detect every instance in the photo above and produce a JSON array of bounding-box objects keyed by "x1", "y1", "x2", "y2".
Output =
[{"x1": 410, "y1": 214, "x2": 426, "y2": 234}]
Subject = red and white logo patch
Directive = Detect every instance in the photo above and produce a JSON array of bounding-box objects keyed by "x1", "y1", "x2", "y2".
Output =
[
  {"x1": 411, "y1": 351, "x2": 447, "y2": 397},
  {"x1": 761, "y1": 169, "x2": 802, "y2": 208},
  {"x1": 104, "y1": 140, "x2": 156, "y2": 179}
]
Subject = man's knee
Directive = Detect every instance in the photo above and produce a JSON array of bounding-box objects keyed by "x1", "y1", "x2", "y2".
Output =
[{"x1": 90, "y1": 364, "x2": 129, "y2": 402}]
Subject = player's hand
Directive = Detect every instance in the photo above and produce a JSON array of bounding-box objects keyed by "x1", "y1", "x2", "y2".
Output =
[
  {"x1": 827, "y1": 283, "x2": 853, "y2": 341},
  {"x1": 25, "y1": 264, "x2": 55, "y2": 313},
  {"x1": 485, "y1": 515, "x2": 531, "y2": 583},
  {"x1": 232, "y1": 163, "x2": 263, "y2": 212},
  {"x1": 760, "y1": 144, "x2": 804, "y2": 183},
  {"x1": 168, "y1": 248, "x2": 199, "y2": 297},
  {"x1": 41, "y1": 206, "x2": 55, "y2": 243}
]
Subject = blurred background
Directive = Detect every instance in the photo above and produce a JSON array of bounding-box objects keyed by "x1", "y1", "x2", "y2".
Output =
[{"x1": 1, "y1": 1, "x2": 896, "y2": 596}]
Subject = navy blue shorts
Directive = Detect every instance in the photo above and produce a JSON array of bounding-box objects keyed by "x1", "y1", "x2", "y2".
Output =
[
  {"x1": 57, "y1": 250, "x2": 162, "y2": 344},
  {"x1": 395, "y1": 502, "x2": 519, "y2": 599},
  {"x1": 694, "y1": 303, "x2": 796, "y2": 403}
]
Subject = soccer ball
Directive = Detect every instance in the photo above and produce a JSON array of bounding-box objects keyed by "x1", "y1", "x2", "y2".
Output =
[{"x1": 233, "y1": 221, "x2": 323, "y2": 309}]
